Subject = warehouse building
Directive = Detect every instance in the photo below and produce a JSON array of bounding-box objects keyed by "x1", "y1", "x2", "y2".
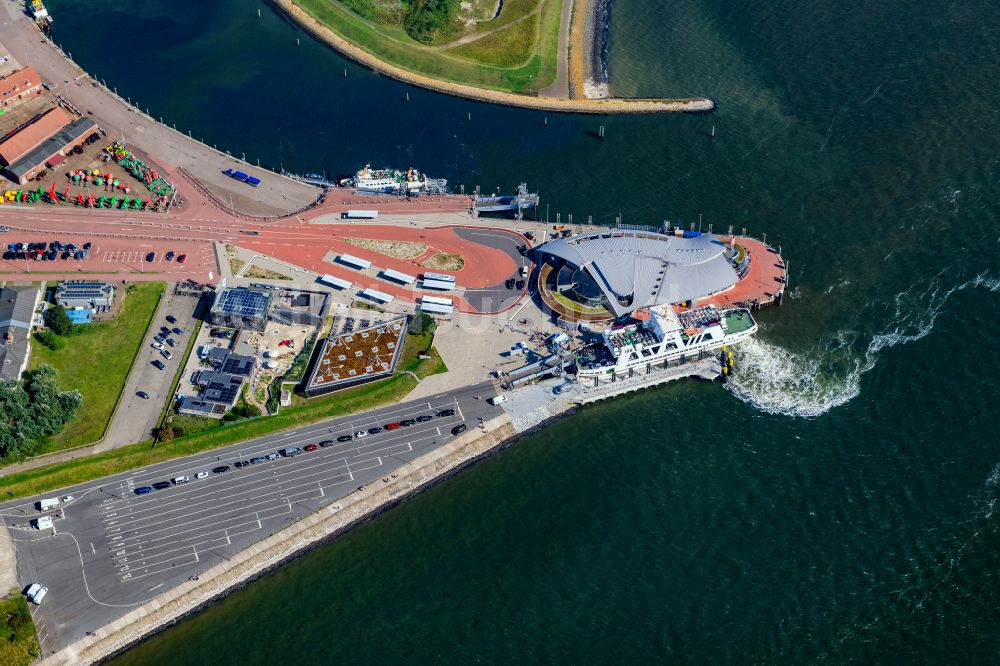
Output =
[{"x1": 4, "y1": 115, "x2": 96, "y2": 184}]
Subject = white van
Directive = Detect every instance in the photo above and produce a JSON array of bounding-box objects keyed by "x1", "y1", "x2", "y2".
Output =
[
  {"x1": 173, "y1": 475, "x2": 190, "y2": 484},
  {"x1": 26, "y1": 584, "x2": 48, "y2": 604},
  {"x1": 488, "y1": 394, "x2": 508, "y2": 405}
]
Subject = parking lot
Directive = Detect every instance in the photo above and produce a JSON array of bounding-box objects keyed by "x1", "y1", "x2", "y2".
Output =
[
  {"x1": 1, "y1": 385, "x2": 502, "y2": 653},
  {"x1": 99, "y1": 287, "x2": 205, "y2": 449}
]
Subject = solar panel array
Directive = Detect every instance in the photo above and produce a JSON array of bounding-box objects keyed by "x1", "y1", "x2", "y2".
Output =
[
  {"x1": 204, "y1": 377, "x2": 242, "y2": 405},
  {"x1": 215, "y1": 288, "x2": 270, "y2": 317},
  {"x1": 57, "y1": 283, "x2": 112, "y2": 299},
  {"x1": 221, "y1": 355, "x2": 254, "y2": 376}
]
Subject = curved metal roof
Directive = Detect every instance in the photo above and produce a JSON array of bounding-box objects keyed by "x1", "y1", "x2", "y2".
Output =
[{"x1": 537, "y1": 230, "x2": 737, "y2": 316}]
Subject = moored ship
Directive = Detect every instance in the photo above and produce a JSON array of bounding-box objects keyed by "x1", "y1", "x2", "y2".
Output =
[
  {"x1": 574, "y1": 304, "x2": 757, "y2": 384},
  {"x1": 353, "y1": 164, "x2": 446, "y2": 195}
]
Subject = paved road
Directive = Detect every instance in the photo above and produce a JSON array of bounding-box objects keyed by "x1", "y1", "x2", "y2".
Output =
[
  {"x1": 454, "y1": 227, "x2": 529, "y2": 313},
  {"x1": 1, "y1": 384, "x2": 502, "y2": 654},
  {"x1": 99, "y1": 289, "x2": 203, "y2": 451}
]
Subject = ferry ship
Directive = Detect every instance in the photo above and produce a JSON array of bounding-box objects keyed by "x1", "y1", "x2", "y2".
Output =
[
  {"x1": 574, "y1": 304, "x2": 757, "y2": 384},
  {"x1": 353, "y1": 165, "x2": 446, "y2": 195},
  {"x1": 29, "y1": 0, "x2": 51, "y2": 24}
]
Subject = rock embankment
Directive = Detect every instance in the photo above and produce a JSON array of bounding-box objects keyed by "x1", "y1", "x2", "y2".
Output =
[{"x1": 269, "y1": 0, "x2": 713, "y2": 114}]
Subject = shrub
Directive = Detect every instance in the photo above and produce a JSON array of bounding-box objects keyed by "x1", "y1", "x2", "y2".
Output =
[
  {"x1": 34, "y1": 329, "x2": 64, "y2": 351},
  {"x1": 45, "y1": 305, "x2": 73, "y2": 336}
]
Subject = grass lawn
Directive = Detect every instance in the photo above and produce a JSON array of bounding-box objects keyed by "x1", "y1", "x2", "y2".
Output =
[
  {"x1": 29, "y1": 282, "x2": 164, "y2": 452},
  {"x1": 293, "y1": 0, "x2": 560, "y2": 93}
]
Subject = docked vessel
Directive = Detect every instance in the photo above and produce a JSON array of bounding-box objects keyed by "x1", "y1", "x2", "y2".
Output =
[
  {"x1": 353, "y1": 165, "x2": 446, "y2": 195},
  {"x1": 29, "y1": 0, "x2": 51, "y2": 25},
  {"x1": 574, "y1": 304, "x2": 757, "y2": 384}
]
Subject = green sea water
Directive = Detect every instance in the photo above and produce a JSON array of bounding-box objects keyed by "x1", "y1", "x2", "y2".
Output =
[{"x1": 44, "y1": 0, "x2": 1000, "y2": 662}]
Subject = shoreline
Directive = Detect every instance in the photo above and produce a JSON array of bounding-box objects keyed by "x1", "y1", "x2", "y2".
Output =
[
  {"x1": 42, "y1": 408, "x2": 576, "y2": 665},
  {"x1": 268, "y1": 0, "x2": 714, "y2": 114}
]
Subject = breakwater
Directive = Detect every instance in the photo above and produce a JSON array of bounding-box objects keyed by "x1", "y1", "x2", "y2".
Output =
[{"x1": 267, "y1": 0, "x2": 712, "y2": 114}]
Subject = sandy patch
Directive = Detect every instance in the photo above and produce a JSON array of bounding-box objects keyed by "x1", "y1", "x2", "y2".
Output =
[
  {"x1": 346, "y1": 237, "x2": 428, "y2": 260},
  {"x1": 419, "y1": 252, "x2": 465, "y2": 271}
]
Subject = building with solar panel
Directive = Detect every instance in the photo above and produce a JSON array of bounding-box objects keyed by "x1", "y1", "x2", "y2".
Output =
[
  {"x1": 177, "y1": 349, "x2": 256, "y2": 418},
  {"x1": 208, "y1": 286, "x2": 273, "y2": 332},
  {"x1": 54, "y1": 281, "x2": 115, "y2": 309}
]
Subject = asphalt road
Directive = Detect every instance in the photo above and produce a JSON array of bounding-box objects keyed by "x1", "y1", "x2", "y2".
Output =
[
  {"x1": 454, "y1": 227, "x2": 528, "y2": 313},
  {"x1": 100, "y1": 289, "x2": 203, "y2": 450},
  {"x1": 0, "y1": 384, "x2": 502, "y2": 654}
]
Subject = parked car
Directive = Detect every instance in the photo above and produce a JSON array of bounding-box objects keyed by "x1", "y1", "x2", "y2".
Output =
[
  {"x1": 136, "y1": 390, "x2": 149, "y2": 399},
  {"x1": 385, "y1": 422, "x2": 400, "y2": 430},
  {"x1": 26, "y1": 584, "x2": 47, "y2": 605},
  {"x1": 171, "y1": 327, "x2": 183, "y2": 335},
  {"x1": 173, "y1": 475, "x2": 190, "y2": 484},
  {"x1": 452, "y1": 424, "x2": 468, "y2": 435},
  {"x1": 250, "y1": 456, "x2": 266, "y2": 465},
  {"x1": 416, "y1": 415, "x2": 432, "y2": 423},
  {"x1": 0, "y1": 226, "x2": 8, "y2": 232},
  {"x1": 153, "y1": 334, "x2": 166, "y2": 344},
  {"x1": 152, "y1": 481, "x2": 171, "y2": 490},
  {"x1": 145, "y1": 251, "x2": 155, "y2": 262},
  {"x1": 436, "y1": 409, "x2": 456, "y2": 417},
  {"x1": 60, "y1": 251, "x2": 70, "y2": 260},
  {"x1": 177, "y1": 254, "x2": 187, "y2": 263},
  {"x1": 234, "y1": 461, "x2": 250, "y2": 468},
  {"x1": 337, "y1": 435, "x2": 353, "y2": 442},
  {"x1": 152, "y1": 360, "x2": 165, "y2": 370},
  {"x1": 280, "y1": 447, "x2": 301, "y2": 457},
  {"x1": 166, "y1": 338, "x2": 177, "y2": 347},
  {"x1": 195, "y1": 471, "x2": 209, "y2": 480},
  {"x1": 266, "y1": 452, "x2": 280, "y2": 461},
  {"x1": 166, "y1": 315, "x2": 176, "y2": 323},
  {"x1": 319, "y1": 440, "x2": 335, "y2": 447},
  {"x1": 400, "y1": 419, "x2": 415, "y2": 427},
  {"x1": 354, "y1": 430, "x2": 368, "y2": 439},
  {"x1": 165, "y1": 251, "x2": 175, "y2": 261},
  {"x1": 160, "y1": 349, "x2": 173, "y2": 360},
  {"x1": 83, "y1": 242, "x2": 92, "y2": 250},
  {"x1": 160, "y1": 326, "x2": 170, "y2": 334},
  {"x1": 134, "y1": 486, "x2": 153, "y2": 495},
  {"x1": 368, "y1": 426, "x2": 383, "y2": 435},
  {"x1": 212, "y1": 465, "x2": 231, "y2": 474},
  {"x1": 304, "y1": 444, "x2": 318, "y2": 452},
  {"x1": 151, "y1": 341, "x2": 164, "y2": 350}
]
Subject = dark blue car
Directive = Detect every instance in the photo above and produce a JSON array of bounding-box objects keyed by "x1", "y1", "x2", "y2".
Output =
[{"x1": 134, "y1": 486, "x2": 153, "y2": 495}]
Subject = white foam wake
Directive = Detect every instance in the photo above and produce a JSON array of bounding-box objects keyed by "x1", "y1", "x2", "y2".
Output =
[{"x1": 726, "y1": 272, "x2": 1000, "y2": 418}]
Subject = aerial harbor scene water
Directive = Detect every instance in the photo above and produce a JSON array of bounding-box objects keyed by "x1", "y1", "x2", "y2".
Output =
[{"x1": 0, "y1": 0, "x2": 997, "y2": 664}]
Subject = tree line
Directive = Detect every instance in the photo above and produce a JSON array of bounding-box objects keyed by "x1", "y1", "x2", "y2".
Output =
[{"x1": 0, "y1": 365, "x2": 82, "y2": 461}]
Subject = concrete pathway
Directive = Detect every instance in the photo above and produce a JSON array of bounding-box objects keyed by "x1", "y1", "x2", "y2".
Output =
[{"x1": 538, "y1": 0, "x2": 573, "y2": 98}]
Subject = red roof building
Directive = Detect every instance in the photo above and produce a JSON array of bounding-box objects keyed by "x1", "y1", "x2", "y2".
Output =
[
  {"x1": 0, "y1": 66, "x2": 43, "y2": 108},
  {"x1": 0, "y1": 106, "x2": 70, "y2": 166}
]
